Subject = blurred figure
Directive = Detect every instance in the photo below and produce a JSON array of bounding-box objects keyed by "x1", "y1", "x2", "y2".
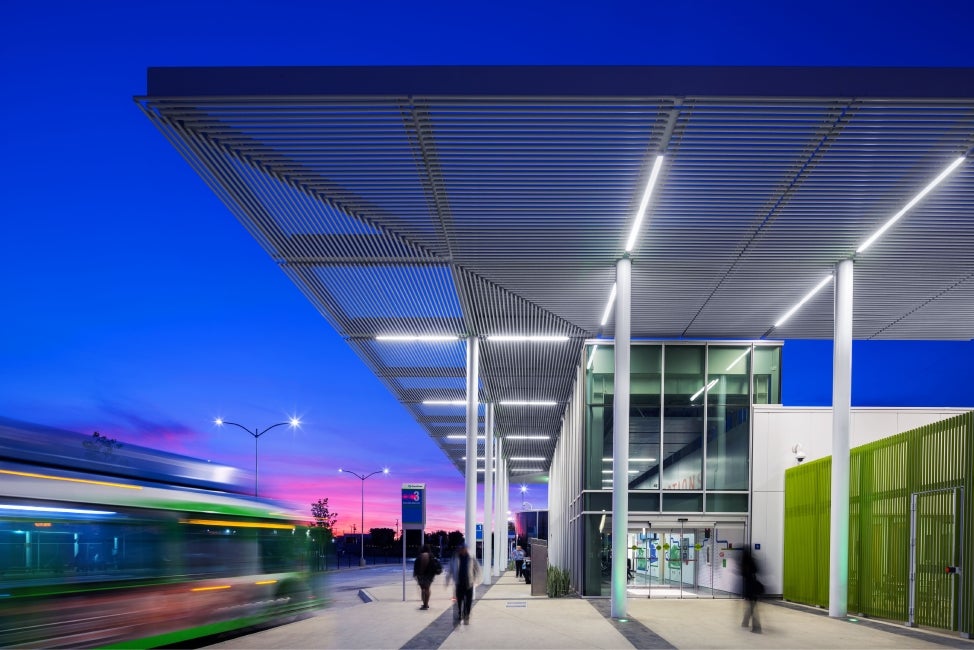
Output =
[
  {"x1": 413, "y1": 544, "x2": 439, "y2": 610},
  {"x1": 513, "y1": 545, "x2": 525, "y2": 579},
  {"x1": 445, "y1": 544, "x2": 482, "y2": 624},
  {"x1": 740, "y1": 547, "x2": 764, "y2": 633}
]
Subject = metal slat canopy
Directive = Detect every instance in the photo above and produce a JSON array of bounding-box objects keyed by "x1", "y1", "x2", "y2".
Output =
[{"x1": 137, "y1": 65, "x2": 974, "y2": 478}]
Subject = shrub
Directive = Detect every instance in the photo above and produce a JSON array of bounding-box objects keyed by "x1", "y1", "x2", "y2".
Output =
[{"x1": 547, "y1": 565, "x2": 571, "y2": 597}]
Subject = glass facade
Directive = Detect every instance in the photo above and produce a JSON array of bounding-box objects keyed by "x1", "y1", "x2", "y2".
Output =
[{"x1": 578, "y1": 341, "x2": 782, "y2": 595}]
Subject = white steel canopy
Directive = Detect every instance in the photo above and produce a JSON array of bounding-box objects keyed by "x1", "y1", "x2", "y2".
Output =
[{"x1": 137, "y1": 66, "x2": 974, "y2": 477}]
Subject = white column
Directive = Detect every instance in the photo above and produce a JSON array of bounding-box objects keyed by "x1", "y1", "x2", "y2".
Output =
[
  {"x1": 465, "y1": 337, "x2": 480, "y2": 553},
  {"x1": 483, "y1": 403, "x2": 494, "y2": 584},
  {"x1": 829, "y1": 258, "x2": 853, "y2": 618},
  {"x1": 494, "y1": 436, "x2": 504, "y2": 576},
  {"x1": 611, "y1": 256, "x2": 631, "y2": 619}
]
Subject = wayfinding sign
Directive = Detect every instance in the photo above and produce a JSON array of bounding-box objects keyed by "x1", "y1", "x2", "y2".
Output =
[{"x1": 401, "y1": 483, "x2": 426, "y2": 530}]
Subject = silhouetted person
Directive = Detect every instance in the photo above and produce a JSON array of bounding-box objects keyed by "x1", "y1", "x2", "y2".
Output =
[
  {"x1": 740, "y1": 547, "x2": 764, "y2": 633},
  {"x1": 413, "y1": 544, "x2": 438, "y2": 609},
  {"x1": 445, "y1": 543, "x2": 482, "y2": 624}
]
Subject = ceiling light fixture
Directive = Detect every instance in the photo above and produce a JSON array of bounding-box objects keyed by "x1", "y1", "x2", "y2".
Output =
[
  {"x1": 499, "y1": 400, "x2": 558, "y2": 406},
  {"x1": 511, "y1": 468, "x2": 544, "y2": 473},
  {"x1": 602, "y1": 457, "x2": 656, "y2": 462},
  {"x1": 586, "y1": 345, "x2": 599, "y2": 370},
  {"x1": 856, "y1": 155, "x2": 966, "y2": 253},
  {"x1": 488, "y1": 335, "x2": 570, "y2": 342},
  {"x1": 446, "y1": 435, "x2": 485, "y2": 440},
  {"x1": 423, "y1": 400, "x2": 468, "y2": 406},
  {"x1": 725, "y1": 348, "x2": 752, "y2": 372},
  {"x1": 600, "y1": 284, "x2": 618, "y2": 326},
  {"x1": 375, "y1": 335, "x2": 460, "y2": 342},
  {"x1": 774, "y1": 275, "x2": 834, "y2": 328},
  {"x1": 505, "y1": 435, "x2": 550, "y2": 440},
  {"x1": 625, "y1": 155, "x2": 666, "y2": 252},
  {"x1": 690, "y1": 378, "x2": 719, "y2": 402},
  {"x1": 510, "y1": 457, "x2": 545, "y2": 461}
]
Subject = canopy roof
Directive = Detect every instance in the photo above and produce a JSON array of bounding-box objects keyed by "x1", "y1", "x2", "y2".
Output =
[{"x1": 138, "y1": 66, "x2": 974, "y2": 478}]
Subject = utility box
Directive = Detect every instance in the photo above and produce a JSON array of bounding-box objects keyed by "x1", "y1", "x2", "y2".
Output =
[{"x1": 530, "y1": 538, "x2": 548, "y2": 597}]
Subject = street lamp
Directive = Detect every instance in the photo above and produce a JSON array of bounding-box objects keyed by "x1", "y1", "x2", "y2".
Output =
[
  {"x1": 215, "y1": 417, "x2": 300, "y2": 497},
  {"x1": 520, "y1": 484, "x2": 528, "y2": 509},
  {"x1": 339, "y1": 467, "x2": 390, "y2": 567}
]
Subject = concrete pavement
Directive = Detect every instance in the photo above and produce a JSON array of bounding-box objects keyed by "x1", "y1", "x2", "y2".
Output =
[{"x1": 209, "y1": 568, "x2": 972, "y2": 649}]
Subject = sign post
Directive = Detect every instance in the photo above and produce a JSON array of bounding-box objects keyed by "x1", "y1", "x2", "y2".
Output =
[{"x1": 401, "y1": 483, "x2": 426, "y2": 602}]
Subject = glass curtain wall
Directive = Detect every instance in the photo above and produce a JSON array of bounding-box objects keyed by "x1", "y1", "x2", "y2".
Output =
[{"x1": 581, "y1": 341, "x2": 781, "y2": 596}]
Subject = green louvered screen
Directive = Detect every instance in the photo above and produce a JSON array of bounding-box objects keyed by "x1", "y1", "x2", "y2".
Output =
[
  {"x1": 783, "y1": 456, "x2": 831, "y2": 607},
  {"x1": 784, "y1": 411, "x2": 973, "y2": 634}
]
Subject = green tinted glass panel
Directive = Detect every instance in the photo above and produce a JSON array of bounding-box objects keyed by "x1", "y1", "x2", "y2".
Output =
[
  {"x1": 663, "y1": 346, "x2": 704, "y2": 490},
  {"x1": 753, "y1": 346, "x2": 781, "y2": 404},
  {"x1": 662, "y1": 493, "x2": 703, "y2": 512},
  {"x1": 706, "y1": 346, "x2": 750, "y2": 490},
  {"x1": 583, "y1": 492, "x2": 612, "y2": 511},
  {"x1": 707, "y1": 493, "x2": 749, "y2": 512}
]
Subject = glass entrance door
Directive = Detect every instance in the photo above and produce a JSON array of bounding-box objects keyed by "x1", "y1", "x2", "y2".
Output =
[{"x1": 626, "y1": 518, "x2": 746, "y2": 598}]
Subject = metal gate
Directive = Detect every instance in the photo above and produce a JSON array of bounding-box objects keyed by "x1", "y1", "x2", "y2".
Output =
[{"x1": 909, "y1": 488, "x2": 964, "y2": 631}]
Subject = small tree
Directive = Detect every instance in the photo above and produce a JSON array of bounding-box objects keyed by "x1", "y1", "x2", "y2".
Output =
[{"x1": 310, "y1": 498, "x2": 338, "y2": 570}]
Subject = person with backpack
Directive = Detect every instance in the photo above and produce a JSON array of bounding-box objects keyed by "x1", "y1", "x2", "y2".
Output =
[
  {"x1": 445, "y1": 543, "x2": 482, "y2": 624},
  {"x1": 413, "y1": 544, "x2": 441, "y2": 610}
]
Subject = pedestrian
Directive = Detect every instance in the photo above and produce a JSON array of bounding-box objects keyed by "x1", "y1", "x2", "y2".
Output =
[
  {"x1": 740, "y1": 547, "x2": 764, "y2": 633},
  {"x1": 445, "y1": 543, "x2": 482, "y2": 624},
  {"x1": 513, "y1": 545, "x2": 525, "y2": 579},
  {"x1": 413, "y1": 544, "x2": 440, "y2": 610}
]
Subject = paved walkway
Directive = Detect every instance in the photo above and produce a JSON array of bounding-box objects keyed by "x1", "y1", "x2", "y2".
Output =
[{"x1": 210, "y1": 569, "x2": 972, "y2": 649}]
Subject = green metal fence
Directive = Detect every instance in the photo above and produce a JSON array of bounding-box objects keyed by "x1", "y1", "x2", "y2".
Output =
[{"x1": 783, "y1": 411, "x2": 973, "y2": 633}]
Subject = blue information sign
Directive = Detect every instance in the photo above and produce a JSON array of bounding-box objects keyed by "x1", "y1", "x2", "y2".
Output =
[{"x1": 401, "y1": 483, "x2": 426, "y2": 530}]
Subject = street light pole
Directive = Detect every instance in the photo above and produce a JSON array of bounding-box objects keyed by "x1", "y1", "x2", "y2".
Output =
[
  {"x1": 339, "y1": 467, "x2": 389, "y2": 567},
  {"x1": 215, "y1": 417, "x2": 300, "y2": 497}
]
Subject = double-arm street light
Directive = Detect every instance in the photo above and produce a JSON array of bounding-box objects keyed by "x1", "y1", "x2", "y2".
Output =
[
  {"x1": 339, "y1": 467, "x2": 389, "y2": 567},
  {"x1": 215, "y1": 417, "x2": 301, "y2": 497}
]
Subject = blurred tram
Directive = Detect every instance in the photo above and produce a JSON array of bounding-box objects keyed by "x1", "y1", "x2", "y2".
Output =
[{"x1": 0, "y1": 418, "x2": 323, "y2": 648}]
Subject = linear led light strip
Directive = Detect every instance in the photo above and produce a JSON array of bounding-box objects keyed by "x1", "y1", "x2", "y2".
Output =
[
  {"x1": 600, "y1": 284, "x2": 618, "y2": 326},
  {"x1": 424, "y1": 400, "x2": 557, "y2": 406},
  {"x1": 690, "y1": 378, "x2": 719, "y2": 402},
  {"x1": 857, "y1": 155, "x2": 966, "y2": 253},
  {"x1": 375, "y1": 335, "x2": 459, "y2": 342},
  {"x1": 602, "y1": 457, "x2": 656, "y2": 462},
  {"x1": 774, "y1": 275, "x2": 834, "y2": 328},
  {"x1": 587, "y1": 344, "x2": 599, "y2": 370},
  {"x1": 505, "y1": 435, "x2": 550, "y2": 440},
  {"x1": 725, "y1": 348, "x2": 751, "y2": 372},
  {"x1": 625, "y1": 155, "x2": 666, "y2": 252},
  {"x1": 488, "y1": 335, "x2": 570, "y2": 342}
]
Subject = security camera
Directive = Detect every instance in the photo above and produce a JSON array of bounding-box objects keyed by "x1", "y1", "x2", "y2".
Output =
[{"x1": 792, "y1": 443, "x2": 807, "y2": 464}]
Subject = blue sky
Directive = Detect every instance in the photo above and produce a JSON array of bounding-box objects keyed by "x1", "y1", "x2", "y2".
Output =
[{"x1": 1, "y1": 1, "x2": 972, "y2": 532}]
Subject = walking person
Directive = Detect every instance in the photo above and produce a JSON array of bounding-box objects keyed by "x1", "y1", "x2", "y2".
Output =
[
  {"x1": 413, "y1": 544, "x2": 440, "y2": 610},
  {"x1": 445, "y1": 543, "x2": 482, "y2": 624},
  {"x1": 513, "y1": 545, "x2": 525, "y2": 580},
  {"x1": 740, "y1": 547, "x2": 764, "y2": 633}
]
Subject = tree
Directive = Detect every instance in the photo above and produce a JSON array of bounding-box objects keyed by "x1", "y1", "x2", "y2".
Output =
[
  {"x1": 82, "y1": 432, "x2": 122, "y2": 461},
  {"x1": 369, "y1": 527, "x2": 395, "y2": 548},
  {"x1": 310, "y1": 498, "x2": 338, "y2": 531},
  {"x1": 310, "y1": 498, "x2": 338, "y2": 570}
]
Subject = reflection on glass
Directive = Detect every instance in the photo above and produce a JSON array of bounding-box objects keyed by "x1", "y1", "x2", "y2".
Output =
[
  {"x1": 753, "y1": 346, "x2": 781, "y2": 404},
  {"x1": 706, "y1": 346, "x2": 750, "y2": 491},
  {"x1": 663, "y1": 346, "x2": 704, "y2": 490}
]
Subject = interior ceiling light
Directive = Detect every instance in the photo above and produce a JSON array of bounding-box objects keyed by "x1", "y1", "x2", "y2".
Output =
[
  {"x1": 625, "y1": 155, "x2": 666, "y2": 252},
  {"x1": 423, "y1": 400, "x2": 468, "y2": 406},
  {"x1": 446, "y1": 435, "x2": 485, "y2": 440},
  {"x1": 460, "y1": 456, "x2": 486, "y2": 460},
  {"x1": 505, "y1": 435, "x2": 550, "y2": 440},
  {"x1": 375, "y1": 335, "x2": 460, "y2": 342},
  {"x1": 602, "y1": 470, "x2": 638, "y2": 474},
  {"x1": 774, "y1": 275, "x2": 834, "y2": 328},
  {"x1": 856, "y1": 155, "x2": 966, "y2": 253},
  {"x1": 476, "y1": 468, "x2": 497, "y2": 472},
  {"x1": 690, "y1": 378, "x2": 720, "y2": 402},
  {"x1": 725, "y1": 348, "x2": 752, "y2": 372},
  {"x1": 499, "y1": 400, "x2": 558, "y2": 406},
  {"x1": 602, "y1": 457, "x2": 656, "y2": 462},
  {"x1": 510, "y1": 457, "x2": 545, "y2": 461},
  {"x1": 488, "y1": 335, "x2": 570, "y2": 342},
  {"x1": 512, "y1": 468, "x2": 544, "y2": 472},
  {"x1": 600, "y1": 284, "x2": 618, "y2": 326},
  {"x1": 586, "y1": 344, "x2": 599, "y2": 370}
]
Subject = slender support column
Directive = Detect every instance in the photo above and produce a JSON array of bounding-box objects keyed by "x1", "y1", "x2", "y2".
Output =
[
  {"x1": 494, "y1": 436, "x2": 504, "y2": 576},
  {"x1": 483, "y1": 403, "x2": 494, "y2": 584},
  {"x1": 465, "y1": 337, "x2": 480, "y2": 553},
  {"x1": 611, "y1": 256, "x2": 631, "y2": 619},
  {"x1": 829, "y1": 258, "x2": 853, "y2": 618}
]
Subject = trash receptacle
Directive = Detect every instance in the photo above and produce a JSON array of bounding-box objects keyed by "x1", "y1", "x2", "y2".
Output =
[{"x1": 523, "y1": 559, "x2": 532, "y2": 584}]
